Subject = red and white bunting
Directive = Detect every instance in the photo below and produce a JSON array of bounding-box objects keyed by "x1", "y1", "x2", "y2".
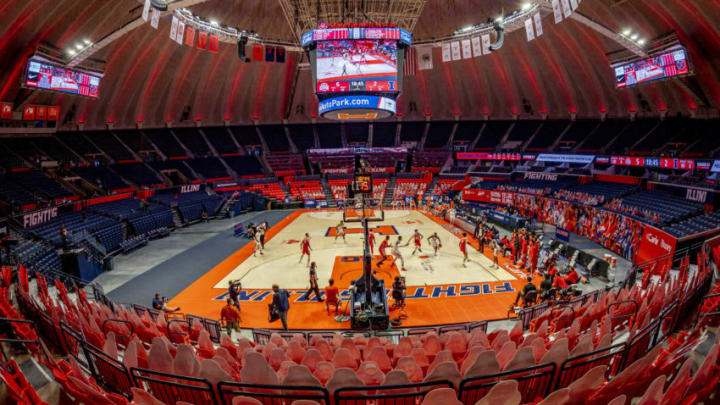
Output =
[
  {"x1": 525, "y1": 19, "x2": 535, "y2": 41},
  {"x1": 185, "y1": 26, "x2": 195, "y2": 47},
  {"x1": 534, "y1": 13, "x2": 543, "y2": 36},
  {"x1": 441, "y1": 43, "x2": 451, "y2": 62},
  {"x1": 461, "y1": 39, "x2": 472, "y2": 59},
  {"x1": 403, "y1": 46, "x2": 417, "y2": 76}
]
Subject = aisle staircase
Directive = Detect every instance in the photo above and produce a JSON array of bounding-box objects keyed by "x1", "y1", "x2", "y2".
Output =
[
  {"x1": 383, "y1": 177, "x2": 396, "y2": 206},
  {"x1": 321, "y1": 178, "x2": 337, "y2": 208}
]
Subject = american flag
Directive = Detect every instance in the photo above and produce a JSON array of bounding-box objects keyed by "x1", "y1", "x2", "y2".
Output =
[{"x1": 403, "y1": 46, "x2": 417, "y2": 77}]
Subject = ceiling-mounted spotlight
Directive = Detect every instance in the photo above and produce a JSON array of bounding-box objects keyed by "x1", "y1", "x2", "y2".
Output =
[
  {"x1": 622, "y1": 29, "x2": 631, "y2": 36},
  {"x1": 638, "y1": 39, "x2": 646, "y2": 45},
  {"x1": 210, "y1": 20, "x2": 219, "y2": 26},
  {"x1": 67, "y1": 49, "x2": 76, "y2": 56},
  {"x1": 75, "y1": 43, "x2": 83, "y2": 50},
  {"x1": 495, "y1": 16, "x2": 504, "y2": 23},
  {"x1": 630, "y1": 34, "x2": 638, "y2": 40},
  {"x1": 83, "y1": 39, "x2": 91, "y2": 45},
  {"x1": 489, "y1": 18, "x2": 505, "y2": 51},
  {"x1": 521, "y1": 3, "x2": 532, "y2": 11}
]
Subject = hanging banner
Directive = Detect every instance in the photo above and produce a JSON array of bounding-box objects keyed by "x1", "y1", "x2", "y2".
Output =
[
  {"x1": 150, "y1": 9, "x2": 160, "y2": 29},
  {"x1": 176, "y1": 21, "x2": 185, "y2": 45},
  {"x1": 276, "y1": 46, "x2": 286, "y2": 63},
  {"x1": 142, "y1": 0, "x2": 151, "y2": 22},
  {"x1": 534, "y1": 13, "x2": 543, "y2": 36},
  {"x1": 525, "y1": 19, "x2": 535, "y2": 41},
  {"x1": 481, "y1": 34, "x2": 491, "y2": 54},
  {"x1": 208, "y1": 34, "x2": 219, "y2": 53},
  {"x1": 561, "y1": 0, "x2": 573, "y2": 18},
  {"x1": 570, "y1": 0, "x2": 579, "y2": 10},
  {"x1": 35, "y1": 106, "x2": 46, "y2": 120},
  {"x1": 450, "y1": 41, "x2": 461, "y2": 60},
  {"x1": 461, "y1": 39, "x2": 472, "y2": 59},
  {"x1": 170, "y1": 16, "x2": 179, "y2": 41},
  {"x1": 47, "y1": 106, "x2": 59, "y2": 121},
  {"x1": 471, "y1": 37, "x2": 482, "y2": 57},
  {"x1": 417, "y1": 45, "x2": 433, "y2": 69},
  {"x1": 23, "y1": 105, "x2": 35, "y2": 120},
  {"x1": 252, "y1": 44, "x2": 263, "y2": 61},
  {"x1": 185, "y1": 26, "x2": 195, "y2": 47},
  {"x1": 0, "y1": 102, "x2": 12, "y2": 119},
  {"x1": 265, "y1": 45, "x2": 275, "y2": 61},
  {"x1": 403, "y1": 46, "x2": 417, "y2": 76},
  {"x1": 197, "y1": 31, "x2": 208, "y2": 50},
  {"x1": 552, "y1": 0, "x2": 563, "y2": 23},
  {"x1": 441, "y1": 43, "x2": 451, "y2": 62}
]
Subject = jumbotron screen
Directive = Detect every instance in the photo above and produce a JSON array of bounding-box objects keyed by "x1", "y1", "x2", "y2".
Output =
[
  {"x1": 24, "y1": 58, "x2": 101, "y2": 98},
  {"x1": 614, "y1": 48, "x2": 689, "y2": 88},
  {"x1": 315, "y1": 39, "x2": 398, "y2": 93}
]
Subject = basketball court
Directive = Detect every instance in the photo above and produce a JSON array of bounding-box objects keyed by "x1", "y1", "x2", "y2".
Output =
[{"x1": 167, "y1": 208, "x2": 532, "y2": 330}]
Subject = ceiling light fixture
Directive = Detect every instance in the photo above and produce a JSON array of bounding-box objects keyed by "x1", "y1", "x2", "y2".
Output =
[
  {"x1": 630, "y1": 34, "x2": 638, "y2": 40},
  {"x1": 522, "y1": 3, "x2": 532, "y2": 11},
  {"x1": 75, "y1": 43, "x2": 83, "y2": 50},
  {"x1": 638, "y1": 39, "x2": 646, "y2": 45},
  {"x1": 622, "y1": 29, "x2": 631, "y2": 36}
]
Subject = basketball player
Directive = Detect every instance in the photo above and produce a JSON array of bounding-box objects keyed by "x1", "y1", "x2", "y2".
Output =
[
  {"x1": 299, "y1": 233, "x2": 311, "y2": 266},
  {"x1": 428, "y1": 232, "x2": 442, "y2": 257},
  {"x1": 334, "y1": 221, "x2": 346, "y2": 243},
  {"x1": 253, "y1": 231, "x2": 264, "y2": 257},
  {"x1": 411, "y1": 229, "x2": 424, "y2": 255},
  {"x1": 392, "y1": 236, "x2": 410, "y2": 272},
  {"x1": 460, "y1": 233, "x2": 469, "y2": 267},
  {"x1": 368, "y1": 231, "x2": 376, "y2": 254},
  {"x1": 377, "y1": 236, "x2": 391, "y2": 266}
]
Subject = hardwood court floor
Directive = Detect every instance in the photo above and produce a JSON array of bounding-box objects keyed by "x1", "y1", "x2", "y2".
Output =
[{"x1": 167, "y1": 209, "x2": 534, "y2": 330}]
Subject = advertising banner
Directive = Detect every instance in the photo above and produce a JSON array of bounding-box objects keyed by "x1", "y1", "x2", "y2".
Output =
[
  {"x1": 462, "y1": 189, "x2": 514, "y2": 206},
  {"x1": 23, "y1": 207, "x2": 58, "y2": 228},
  {"x1": 555, "y1": 227, "x2": 570, "y2": 242},
  {"x1": 536, "y1": 154, "x2": 595, "y2": 164},
  {"x1": 636, "y1": 225, "x2": 677, "y2": 270}
]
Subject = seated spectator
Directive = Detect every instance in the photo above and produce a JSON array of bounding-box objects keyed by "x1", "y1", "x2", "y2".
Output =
[
  {"x1": 513, "y1": 276, "x2": 537, "y2": 307},
  {"x1": 552, "y1": 274, "x2": 569, "y2": 290},
  {"x1": 325, "y1": 278, "x2": 340, "y2": 314},
  {"x1": 152, "y1": 293, "x2": 180, "y2": 312},
  {"x1": 220, "y1": 298, "x2": 242, "y2": 334},
  {"x1": 540, "y1": 274, "x2": 554, "y2": 301},
  {"x1": 563, "y1": 266, "x2": 580, "y2": 285}
]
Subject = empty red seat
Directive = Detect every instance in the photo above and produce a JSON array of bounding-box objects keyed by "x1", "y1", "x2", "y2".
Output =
[
  {"x1": 232, "y1": 396, "x2": 264, "y2": 405},
  {"x1": 301, "y1": 349, "x2": 324, "y2": 372},
  {"x1": 420, "y1": 388, "x2": 462, "y2": 405},
  {"x1": 357, "y1": 361, "x2": 385, "y2": 385},
  {"x1": 503, "y1": 346, "x2": 534, "y2": 372},
  {"x1": 332, "y1": 347, "x2": 358, "y2": 370},
  {"x1": 199, "y1": 358, "x2": 232, "y2": 386},
  {"x1": 395, "y1": 356, "x2": 424, "y2": 382},
  {"x1": 312, "y1": 361, "x2": 335, "y2": 385},
  {"x1": 326, "y1": 368, "x2": 364, "y2": 397},
  {"x1": 241, "y1": 352, "x2": 280, "y2": 385},
  {"x1": 283, "y1": 364, "x2": 322, "y2": 388},
  {"x1": 474, "y1": 380, "x2": 521, "y2": 405},
  {"x1": 173, "y1": 344, "x2": 201, "y2": 377},
  {"x1": 365, "y1": 346, "x2": 393, "y2": 373},
  {"x1": 423, "y1": 361, "x2": 461, "y2": 389},
  {"x1": 463, "y1": 349, "x2": 500, "y2": 378}
]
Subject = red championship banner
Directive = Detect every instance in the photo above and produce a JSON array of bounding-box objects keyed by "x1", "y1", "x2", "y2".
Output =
[
  {"x1": 23, "y1": 105, "x2": 36, "y2": 120},
  {"x1": 208, "y1": 34, "x2": 219, "y2": 53},
  {"x1": 636, "y1": 225, "x2": 677, "y2": 270},
  {"x1": 197, "y1": 31, "x2": 208, "y2": 50},
  {"x1": 0, "y1": 102, "x2": 12, "y2": 119},
  {"x1": 35, "y1": 105, "x2": 46, "y2": 120},
  {"x1": 253, "y1": 44, "x2": 263, "y2": 61},
  {"x1": 185, "y1": 26, "x2": 196, "y2": 47},
  {"x1": 47, "y1": 106, "x2": 59, "y2": 120}
]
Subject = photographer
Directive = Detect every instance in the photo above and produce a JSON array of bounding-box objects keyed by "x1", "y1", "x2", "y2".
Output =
[
  {"x1": 227, "y1": 280, "x2": 243, "y2": 310},
  {"x1": 391, "y1": 276, "x2": 406, "y2": 307},
  {"x1": 152, "y1": 293, "x2": 180, "y2": 313}
]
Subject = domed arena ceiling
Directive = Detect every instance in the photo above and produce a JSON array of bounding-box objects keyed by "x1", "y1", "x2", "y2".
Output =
[{"x1": 0, "y1": 0, "x2": 718, "y2": 128}]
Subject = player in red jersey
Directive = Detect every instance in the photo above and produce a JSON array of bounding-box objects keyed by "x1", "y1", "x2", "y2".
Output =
[
  {"x1": 460, "y1": 233, "x2": 469, "y2": 267},
  {"x1": 368, "y1": 232, "x2": 376, "y2": 254},
  {"x1": 377, "y1": 236, "x2": 391, "y2": 266},
  {"x1": 411, "y1": 229, "x2": 424, "y2": 255},
  {"x1": 299, "y1": 233, "x2": 311, "y2": 266}
]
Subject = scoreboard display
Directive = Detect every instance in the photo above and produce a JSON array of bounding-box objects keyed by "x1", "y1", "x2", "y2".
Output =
[
  {"x1": 613, "y1": 46, "x2": 690, "y2": 88},
  {"x1": 23, "y1": 57, "x2": 101, "y2": 98},
  {"x1": 609, "y1": 155, "x2": 695, "y2": 170},
  {"x1": 354, "y1": 174, "x2": 373, "y2": 194}
]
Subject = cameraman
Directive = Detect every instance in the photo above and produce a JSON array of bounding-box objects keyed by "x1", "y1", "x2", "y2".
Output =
[
  {"x1": 227, "y1": 279, "x2": 243, "y2": 310},
  {"x1": 391, "y1": 276, "x2": 406, "y2": 307}
]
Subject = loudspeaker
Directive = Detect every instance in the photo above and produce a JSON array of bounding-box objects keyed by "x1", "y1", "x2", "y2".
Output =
[
  {"x1": 489, "y1": 21, "x2": 505, "y2": 51},
  {"x1": 237, "y1": 36, "x2": 251, "y2": 62}
]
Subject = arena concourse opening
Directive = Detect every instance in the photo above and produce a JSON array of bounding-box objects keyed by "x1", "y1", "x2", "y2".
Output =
[{"x1": 0, "y1": 1, "x2": 719, "y2": 404}]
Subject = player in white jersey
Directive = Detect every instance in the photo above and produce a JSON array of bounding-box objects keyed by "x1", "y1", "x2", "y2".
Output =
[
  {"x1": 392, "y1": 236, "x2": 410, "y2": 272},
  {"x1": 334, "y1": 221, "x2": 346, "y2": 243},
  {"x1": 253, "y1": 231, "x2": 264, "y2": 256},
  {"x1": 427, "y1": 232, "x2": 442, "y2": 257}
]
